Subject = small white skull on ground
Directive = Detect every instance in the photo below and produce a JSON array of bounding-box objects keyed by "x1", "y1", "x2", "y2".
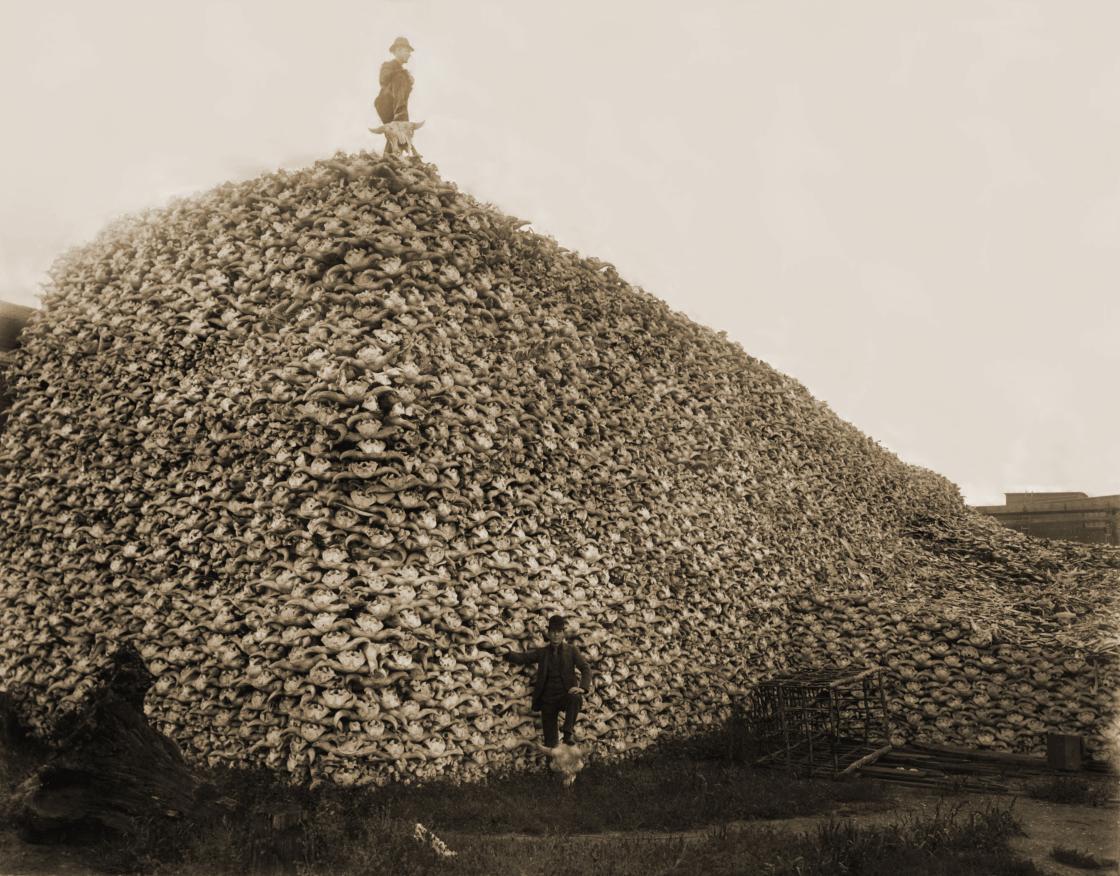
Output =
[{"x1": 538, "y1": 742, "x2": 586, "y2": 787}]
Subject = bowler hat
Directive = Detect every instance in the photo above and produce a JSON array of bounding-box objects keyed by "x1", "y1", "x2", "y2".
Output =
[
  {"x1": 390, "y1": 37, "x2": 415, "y2": 52},
  {"x1": 547, "y1": 614, "x2": 566, "y2": 632}
]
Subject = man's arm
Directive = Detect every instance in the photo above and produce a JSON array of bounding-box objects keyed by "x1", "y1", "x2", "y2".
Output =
[
  {"x1": 503, "y1": 647, "x2": 542, "y2": 666},
  {"x1": 572, "y1": 647, "x2": 593, "y2": 693}
]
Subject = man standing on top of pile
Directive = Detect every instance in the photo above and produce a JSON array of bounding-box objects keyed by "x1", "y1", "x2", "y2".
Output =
[
  {"x1": 501, "y1": 614, "x2": 593, "y2": 748},
  {"x1": 375, "y1": 36, "x2": 415, "y2": 154}
]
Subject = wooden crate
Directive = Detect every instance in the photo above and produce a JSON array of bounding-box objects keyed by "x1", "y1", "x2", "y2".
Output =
[{"x1": 733, "y1": 666, "x2": 893, "y2": 777}]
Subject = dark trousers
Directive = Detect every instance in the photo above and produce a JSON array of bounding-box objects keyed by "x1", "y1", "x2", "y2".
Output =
[
  {"x1": 373, "y1": 96, "x2": 406, "y2": 154},
  {"x1": 540, "y1": 692, "x2": 581, "y2": 747},
  {"x1": 375, "y1": 94, "x2": 408, "y2": 124}
]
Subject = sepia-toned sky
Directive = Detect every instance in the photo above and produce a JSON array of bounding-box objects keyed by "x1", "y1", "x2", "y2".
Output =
[{"x1": 0, "y1": 1, "x2": 1116, "y2": 505}]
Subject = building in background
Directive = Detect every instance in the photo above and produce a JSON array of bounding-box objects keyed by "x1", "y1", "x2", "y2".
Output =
[{"x1": 973, "y1": 493, "x2": 1120, "y2": 546}]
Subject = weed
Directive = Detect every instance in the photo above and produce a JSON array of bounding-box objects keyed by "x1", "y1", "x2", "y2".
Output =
[
  {"x1": 779, "y1": 800, "x2": 1039, "y2": 876},
  {"x1": 1024, "y1": 776, "x2": 1113, "y2": 807}
]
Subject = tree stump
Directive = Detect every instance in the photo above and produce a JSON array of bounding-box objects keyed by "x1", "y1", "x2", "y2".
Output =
[{"x1": 2, "y1": 644, "x2": 215, "y2": 845}]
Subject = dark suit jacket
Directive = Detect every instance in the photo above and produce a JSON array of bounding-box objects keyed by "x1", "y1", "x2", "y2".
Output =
[
  {"x1": 505, "y1": 643, "x2": 592, "y2": 712},
  {"x1": 375, "y1": 59, "x2": 413, "y2": 122}
]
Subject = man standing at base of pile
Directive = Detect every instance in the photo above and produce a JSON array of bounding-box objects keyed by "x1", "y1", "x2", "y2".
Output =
[
  {"x1": 375, "y1": 36, "x2": 415, "y2": 155},
  {"x1": 502, "y1": 614, "x2": 593, "y2": 748}
]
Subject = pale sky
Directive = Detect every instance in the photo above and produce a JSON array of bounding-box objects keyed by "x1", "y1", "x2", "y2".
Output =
[{"x1": 1, "y1": 1, "x2": 1117, "y2": 506}]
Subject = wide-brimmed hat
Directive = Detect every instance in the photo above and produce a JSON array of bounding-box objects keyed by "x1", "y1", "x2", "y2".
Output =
[{"x1": 390, "y1": 37, "x2": 414, "y2": 52}]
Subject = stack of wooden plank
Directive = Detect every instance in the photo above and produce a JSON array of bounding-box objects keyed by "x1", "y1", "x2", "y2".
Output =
[{"x1": 858, "y1": 741, "x2": 1117, "y2": 793}]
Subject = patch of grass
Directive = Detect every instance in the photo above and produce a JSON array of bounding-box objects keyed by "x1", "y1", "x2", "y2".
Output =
[
  {"x1": 0, "y1": 757, "x2": 1044, "y2": 876},
  {"x1": 166, "y1": 806, "x2": 445, "y2": 876},
  {"x1": 446, "y1": 832, "x2": 705, "y2": 876},
  {"x1": 413, "y1": 800, "x2": 1044, "y2": 876},
  {"x1": 40, "y1": 751, "x2": 887, "y2": 873},
  {"x1": 1024, "y1": 775, "x2": 1114, "y2": 807},
  {"x1": 80, "y1": 771, "x2": 458, "y2": 875},
  {"x1": 792, "y1": 801, "x2": 1033, "y2": 876},
  {"x1": 0, "y1": 717, "x2": 889, "y2": 874},
  {"x1": 366, "y1": 754, "x2": 888, "y2": 836},
  {"x1": 1050, "y1": 845, "x2": 1118, "y2": 871}
]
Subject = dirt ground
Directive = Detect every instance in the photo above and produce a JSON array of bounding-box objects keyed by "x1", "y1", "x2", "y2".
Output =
[
  {"x1": 1, "y1": 785, "x2": 1116, "y2": 875},
  {"x1": 999, "y1": 795, "x2": 1119, "y2": 875}
]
